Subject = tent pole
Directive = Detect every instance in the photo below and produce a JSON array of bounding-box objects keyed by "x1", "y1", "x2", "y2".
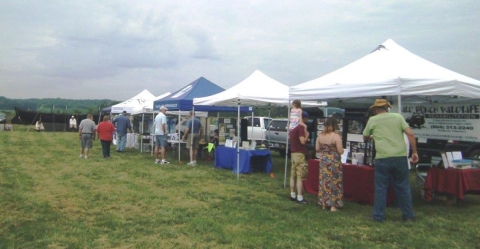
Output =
[
  {"x1": 151, "y1": 112, "x2": 154, "y2": 156},
  {"x1": 141, "y1": 113, "x2": 144, "y2": 153},
  {"x1": 178, "y1": 111, "x2": 181, "y2": 161},
  {"x1": 284, "y1": 101, "x2": 291, "y2": 188},
  {"x1": 397, "y1": 94, "x2": 402, "y2": 113},
  {"x1": 251, "y1": 111, "x2": 254, "y2": 142},
  {"x1": 191, "y1": 107, "x2": 195, "y2": 163},
  {"x1": 237, "y1": 99, "x2": 241, "y2": 180}
]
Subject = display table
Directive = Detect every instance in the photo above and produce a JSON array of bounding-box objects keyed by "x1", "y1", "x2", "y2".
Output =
[
  {"x1": 423, "y1": 167, "x2": 480, "y2": 201},
  {"x1": 304, "y1": 159, "x2": 394, "y2": 205},
  {"x1": 214, "y1": 146, "x2": 272, "y2": 174}
]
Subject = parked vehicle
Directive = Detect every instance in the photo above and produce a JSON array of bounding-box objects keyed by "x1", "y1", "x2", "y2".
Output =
[
  {"x1": 264, "y1": 115, "x2": 318, "y2": 157},
  {"x1": 244, "y1": 116, "x2": 272, "y2": 144},
  {"x1": 264, "y1": 118, "x2": 289, "y2": 156}
]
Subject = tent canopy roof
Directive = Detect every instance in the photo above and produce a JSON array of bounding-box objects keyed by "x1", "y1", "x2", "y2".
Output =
[
  {"x1": 154, "y1": 77, "x2": 250, "y2": 112},
  {"x1": 194, "y1": 70, "x2": 324, "y2": 107},
  {"x1": 289, "y1": 39, "x2": 480, "y2": 106},
  {"x1": 111, "y1": 89, "x2": 156, "y2": 114}
]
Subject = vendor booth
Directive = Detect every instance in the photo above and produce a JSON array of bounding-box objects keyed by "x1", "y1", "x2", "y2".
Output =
[{"x1": 153, "y1": 77, "x2": 250, "y2": 161}]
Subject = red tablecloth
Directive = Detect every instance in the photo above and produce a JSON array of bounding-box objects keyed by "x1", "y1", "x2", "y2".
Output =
[
  {"x1": 304, "y1": 159, "x2": 394, "y2": 205},
  {"x1": 423, "y1": 167, "x2": 480, "y2": 201}
]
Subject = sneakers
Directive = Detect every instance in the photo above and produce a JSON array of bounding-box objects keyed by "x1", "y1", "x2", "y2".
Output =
[
  {"x1": 160, "y1": 160, "x2": 170, "y2": 165},
  {"x1": 296, "y1": 198, "x2": 308, "y2": 205},
  {"x1": 187, "y1": 161, "x2": 197, "y2": 166},
  {"x1": 84, "y1": 156, "x2": 88, "y2": 159},
  {"x1": 155, "y1": 159, "x2": 160, "y2": 164},
  {"x1": 79, "y1": 154, "x2": 84, "y2": 158}
]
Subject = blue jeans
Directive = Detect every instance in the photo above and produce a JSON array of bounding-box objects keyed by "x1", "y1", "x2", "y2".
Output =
[
  {"x1": 373, "y1": 156, "x2": 414, "y2": 221},
  {"x1": 116, "y1": 133, "x2": 127, "y2": 151}
]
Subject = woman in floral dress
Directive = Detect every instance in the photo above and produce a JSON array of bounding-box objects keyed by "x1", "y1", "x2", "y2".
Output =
[{"x1": 316, "y1": 117, "x2": 344, "y2": 211}]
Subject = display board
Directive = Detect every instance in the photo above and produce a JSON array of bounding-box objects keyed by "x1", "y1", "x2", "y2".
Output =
[
  {"x1": 399, "y1": 103, "x2": 480, "y2": 142},
  {"x1": 218, "y1": 118, "x2": 237, "y2": 145}
]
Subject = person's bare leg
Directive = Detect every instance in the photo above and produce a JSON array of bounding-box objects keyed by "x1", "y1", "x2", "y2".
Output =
[
  {"x1": 161, "y1": 146, "x2": 166, "y2": 160},
  {"x1": 296, "y1": 179, "x2": 303, "y2": 197},
  {"x1": 154, "y1": 145, "x2": 159, "y2": 161}
]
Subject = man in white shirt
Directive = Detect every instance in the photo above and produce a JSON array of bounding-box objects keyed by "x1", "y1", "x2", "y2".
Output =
[
  {"x1": 69, "y1": 116, "x2": 77, "y2": 131},
  {"x1": 154, "y1": 106, "x2": 170, "y2": 164}
]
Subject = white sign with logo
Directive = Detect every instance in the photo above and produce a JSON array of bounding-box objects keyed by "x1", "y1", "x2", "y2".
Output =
[{"x1": 400, "y1": 103, "x2": 480, "y2": 142}]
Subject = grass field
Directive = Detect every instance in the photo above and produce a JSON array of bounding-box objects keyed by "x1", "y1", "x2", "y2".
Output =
[{"x1": 1, "y1": 127, "x2": 480, "y2": 248}]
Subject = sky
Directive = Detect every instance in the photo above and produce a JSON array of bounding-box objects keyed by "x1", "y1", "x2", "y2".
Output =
[{"x1": 1, "y1": 0, "x2": 479, "y2": 101}]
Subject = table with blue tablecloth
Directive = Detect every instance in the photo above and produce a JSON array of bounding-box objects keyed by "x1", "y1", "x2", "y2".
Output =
[{"x1": 214, "y1": 146, "x2": 272, "y2": 174}]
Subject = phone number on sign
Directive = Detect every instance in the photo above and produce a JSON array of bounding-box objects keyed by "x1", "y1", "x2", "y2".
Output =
[{"x1": 430, "y1": 125, "x2": 474, "y2": 130}]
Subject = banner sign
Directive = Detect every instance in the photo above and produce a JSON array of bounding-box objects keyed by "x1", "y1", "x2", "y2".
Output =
[{"x1": 400, "y1": 104, "x2": 480, "y2": 142}]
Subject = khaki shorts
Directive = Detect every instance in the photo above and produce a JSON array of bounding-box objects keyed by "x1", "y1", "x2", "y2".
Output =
[
  {"x1": 186, "y1": 133, "x2": 200, "y2": 149},
  {"x1": 290, "y1": 152, "x2": 308, "y2": 181}
]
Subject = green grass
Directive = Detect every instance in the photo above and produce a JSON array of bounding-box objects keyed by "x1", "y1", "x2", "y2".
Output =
[{"x1": 1, "y1": 127, "x2": 480, "y2": 248}]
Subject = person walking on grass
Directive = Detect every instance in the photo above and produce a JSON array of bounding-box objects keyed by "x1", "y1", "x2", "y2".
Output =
[
  {"x1": 112, "y1": 110, "x2": 132, "y2": 152},
  {"x1": 182, "y1": 110, "x2": 203, "y2": 166},
  {"x1": 363, "y1": 99, "x2": 418, "y2": 222},
  {"x1": 96, "y1": 115, "x2": 116, "y2": 159},
  {"x1": 154, "y1": 106, "x2": 170, "y2": 164},
  {"x1": 289, "y1": 111, "x2": 310, "y2": 204},
  {"x1": 78, "y1": 114, "x2": 96, "y2": 159}
]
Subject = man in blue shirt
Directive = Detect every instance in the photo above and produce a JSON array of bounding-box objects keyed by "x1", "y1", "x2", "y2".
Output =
[
  {"x1": 112, "y1": 110, "x2": 132, "y2": 152},
  {"x1": 182, "y1": 111, "x2": 203, "y2": 166}
]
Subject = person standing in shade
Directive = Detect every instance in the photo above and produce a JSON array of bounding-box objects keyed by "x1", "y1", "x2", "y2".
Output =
[
  {"x1": 289, "y1": 111, "x2": 310, "y2": 204},
  {"x1": 112, "y1": 110, "x2": 132, "y2": 152},
  {"x1": 96, "y1": 115, "x2": 116, "y2": 158},
  {"x1": 78, "y1": 114, "x2": 96, "y2": 159},
  {"x1": 363, "y1": 99, "x2": 418, "y2": 222},
  {"x1": 154, "y1": 106, "x2": 170, "y2": 164},
  {"x1": 69, "y1": 115, "x2": 77, "y2": 131},
  {"x1": 316, "y1": 117, "x2": 344, "y2": 212},
  {"x1": 182, "y1": 111, "x2": 203, "y2": 166}
]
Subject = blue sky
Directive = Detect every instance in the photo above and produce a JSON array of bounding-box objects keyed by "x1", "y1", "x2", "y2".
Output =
[{"x1": 1, "y1": 0, "x2": 479, "y2": 100}]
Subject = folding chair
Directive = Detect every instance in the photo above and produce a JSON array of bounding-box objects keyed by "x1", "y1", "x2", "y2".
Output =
[{"x1": 415, "y1": 163, "x2": 432, "y2": 188}]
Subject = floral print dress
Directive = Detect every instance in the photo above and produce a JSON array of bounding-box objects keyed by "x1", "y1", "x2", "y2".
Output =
[{"x1": 318, "y1": 140, "x2": 344, "y2": 208}]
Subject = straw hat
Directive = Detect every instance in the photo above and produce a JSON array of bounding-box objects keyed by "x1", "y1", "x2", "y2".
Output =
[{"x1": 369, "y1": 99, "x2": 392, "y2": 110}]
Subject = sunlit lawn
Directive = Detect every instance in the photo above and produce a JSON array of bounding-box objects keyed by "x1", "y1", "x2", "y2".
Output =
[{"x1": 1, "y1": 127, "x2": 479, "y2": 248}]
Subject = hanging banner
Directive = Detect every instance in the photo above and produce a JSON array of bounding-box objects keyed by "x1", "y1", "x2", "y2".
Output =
[{"x1": 400, "y1": 103, "x2": 480, "y2": 142}]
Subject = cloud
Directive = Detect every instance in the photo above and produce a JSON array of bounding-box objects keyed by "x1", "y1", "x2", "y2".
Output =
[{"x1": 0, "y1": 0, "x2": 479, "y2": 100}]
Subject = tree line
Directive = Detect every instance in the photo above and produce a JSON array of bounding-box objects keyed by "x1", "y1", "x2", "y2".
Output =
[
  {"x1": 0, "y1": 96, "x2": 290, "y2": 118},
  {"x1": 0, "y1": 96, "x2": 120, "y2": 114}
]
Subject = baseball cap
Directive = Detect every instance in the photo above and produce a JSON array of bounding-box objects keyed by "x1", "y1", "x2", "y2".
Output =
[
  {"x1": 160, "y1": 106, "x2": 168, "y2": 111},
  {"x1": 302, "y1": 111, "x2": 309, "y2": 118}
]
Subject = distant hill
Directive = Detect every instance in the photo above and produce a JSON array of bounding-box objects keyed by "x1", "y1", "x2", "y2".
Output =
[{"x1": 0, "y1": 96, "x2": 121, "y2": 114}]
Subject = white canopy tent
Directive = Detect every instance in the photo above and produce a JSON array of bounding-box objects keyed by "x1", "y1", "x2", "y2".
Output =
[
  {"x1": 194, "y1": 70, "x2": 322, "y2": 181},
  {"x1": 111, "y1": 89, "x2": 156, "y2": 114},
  {"x1": 289, "y1": 39, "x2": 480, "y2": 109},
  {"x1": 131, "y1": 92, "x2": 171, "y2": 116}
]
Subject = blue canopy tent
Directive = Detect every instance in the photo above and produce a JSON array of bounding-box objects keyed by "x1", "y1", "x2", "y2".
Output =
[{"x1": 154, "y1": 77, "x2": 251, "y2": 160}]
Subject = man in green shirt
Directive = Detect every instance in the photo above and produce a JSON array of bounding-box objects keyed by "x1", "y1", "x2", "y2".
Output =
[{"x1": 363, "y1": 99, "x2": 418, "y2": 222}]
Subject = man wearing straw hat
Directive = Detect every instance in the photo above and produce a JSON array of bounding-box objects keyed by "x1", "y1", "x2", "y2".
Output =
[{"x1": 363, "y1": 99, "x2": 418, "y2": 223}]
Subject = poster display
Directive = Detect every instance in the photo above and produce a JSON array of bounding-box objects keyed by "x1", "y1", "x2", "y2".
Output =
[
  {"x1": 400, "y1": 103, "x2": 480, "y2": 142},
  {"x1": 217, "y1": 118, "x2": 237, "y2": 145}
]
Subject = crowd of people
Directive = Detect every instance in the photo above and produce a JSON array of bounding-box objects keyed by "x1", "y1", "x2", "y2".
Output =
[
  {"x1": 29, "y1": 98, "x2": 418, "y2": 223},
  {"x1": 287, "y1": 99, "x2": 418, "y2": 222}
]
